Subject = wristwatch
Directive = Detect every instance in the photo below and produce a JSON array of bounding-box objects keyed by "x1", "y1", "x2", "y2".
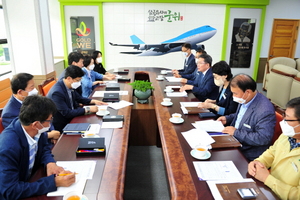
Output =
[
  {"x1": 212, "y1": 105, "x2": 217, "y2": 110},
  {"x1": 86, "y1": 106, "x2": 91, "y2": 114}
]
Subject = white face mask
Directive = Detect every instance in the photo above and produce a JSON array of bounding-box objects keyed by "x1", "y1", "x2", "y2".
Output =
[
  {"x1": 214, "y1": 78, "x2": 225, "y2": 87},
  {"x1": 96, "y1": 57, "x2": 102, "y2": 63},
  {"x1": 233, "y1": 92, "x2": 247, "y2": 104},
  {"x1": 36, "y1": 122, "x2": 50, "y2": 138},
  {"x1": 89, "y1": 64, "x2": 95, "y2": 71},
  {"x1": 279, "y1": 120, "x2": 300, "y2": 137},
  {"x1": 195, "y1": 58, "x2": 199, "y2": 64},
  {"x1": 27, "y1": 88, "x2": 38, "y2": 96},
  {"x1": 71, "y1": 81, "x2": 81, "y2": 89},
  {"x1": 183, "y1": 52, "x2": 188, "y2": 57}
]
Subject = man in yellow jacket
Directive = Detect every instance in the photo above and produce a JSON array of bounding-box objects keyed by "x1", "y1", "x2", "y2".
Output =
[{"x1": 248, "y1": 97, "x2": 300, "y2": 200}]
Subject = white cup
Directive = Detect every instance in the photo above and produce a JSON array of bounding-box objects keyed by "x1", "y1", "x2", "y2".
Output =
[
  {"x1": 157, "y1": 75, "x2": 164, "y2": 79},
  {"x1": 165, "y1": 87, "x2": 172, "y2": 93},
  {"x1": 97, "y1": 105, "x2": 108, "y2": 115},
  {"x1": 161, "y1": 70, "x2": 167, "y2": 74},
  {"x1": 193, "y1": 144, "x2": 208, "y2": 158},
  {"x1": 163, "y1": 98, "x2": 171, "y2": 103},
  {"x1": 171, "y1": 113, "x2": 182, "y2": 122},
  {"x1": 63, "y1": 191, "x2": 88, "y2": 200},
  {"x1": 81, "y1": 131, "x2": 96, "y2": 138}
]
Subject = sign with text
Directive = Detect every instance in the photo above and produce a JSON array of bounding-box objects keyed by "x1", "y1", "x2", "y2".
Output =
[{"x1": 70, "y1": 16, "x2": 95, "y2": 55}]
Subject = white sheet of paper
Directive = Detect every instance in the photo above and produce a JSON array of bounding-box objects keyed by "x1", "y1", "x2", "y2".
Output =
[
  {"x1": 181, "y1": 129, "x2": 215, "y2": 148},
  {"x1": 166, "y1": 91, "x2": 187, "y2": 97},
  {"x1": 107, "y1": 100, "x2": 133, "y2": 110},
  {"x1": 180, "y1": 102, "x2": 202, "y2": 107},
  {"x1": 47, "y1": 160, "x2": 97, "y2": 197},
  {"x1": 206, "y1": 178, "x2": 255, "y2": 200},
  {"x1": 165, "y1": 76, "x2": 182, "y2": 82},
  {"x1": 194, "y1": 120, "x2": 225, "y2": 132},
  {"x1": 88, "y1": 124, "x2": 101, "y2": 133},
  {"x1": 101, "y1": 121, "x2": 123, "y2": 128},
  {"x1": 193, "y1": 161, "x2": 243, "y2": 181},
  {"x1": 92, "y1": 91, "x2": 128, "y2": 97}
]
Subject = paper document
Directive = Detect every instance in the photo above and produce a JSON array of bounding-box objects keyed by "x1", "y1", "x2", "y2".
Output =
[
  {"x1": 101, "y1": 121, "x2": 123, "y2": 128},
  {"x1": 193, "y1": 161, "x2": 243, "y2": 181},
  {"x1": 181, "y1": 129, "x2": 215, "y2": 148},
  {"x1": 92, "y1": 91, "x2": 128, "y2": 97},
  {"x1": 194, "y1": 120, "x2": 224, "y2": 132},
  {"x1": 47, "y1": 160, "x2": 97, "y2": 196},
  {"x1": 180, "y1": 102, "x2": 202, "y2": 107},
  {"x1": 108, "y1": 100, "x2": 133, "y2": 110},
  {"x1": 206, "y1": 179, "x2": 257, "y2": 200},
  {"x1": 165, "y1": 76, "x2": 182, "y2": 82},
  {"x1": 166, "y1": 91, "x2": 187, "y2": 97},
  {"x1": 88, "y1": 124, "x2": 101, "y2": 133}
]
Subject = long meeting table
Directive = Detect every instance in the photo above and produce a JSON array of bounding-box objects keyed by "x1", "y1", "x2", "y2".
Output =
[{"x1": 24, "y1": 67, "x2": 278, "y2": 200}]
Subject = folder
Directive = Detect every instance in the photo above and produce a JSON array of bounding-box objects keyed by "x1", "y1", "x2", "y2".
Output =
[
  {"x1": 63, "y1": 123, "x2": 90, "y2": 134},
  {"x1": 185, "y1": 107, "x2": 210, "y2": 114},
  {"x1": 211, "y1": 135, "x2": 242, "y2": 149}
]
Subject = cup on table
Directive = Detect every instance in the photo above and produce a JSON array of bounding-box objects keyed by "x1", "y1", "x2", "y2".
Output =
[
  {"x1": 165, "y1": 87, "x2": 173, "y2": 93},
  {"x1": 81, "y1": 131, "x2": 96, "y2": 138},
  {"x1": 63, "y1": 191, "x2": 88, "y2": 200},
  {"x1": 97, "y1": 105, "x2": 108, "y2": 115},
  {"x1": 193, "y1": 144, "x2": 208, "y2": 158},
  {"x1": 171, "y1": 113, "x2": 182, "y2": 122},
  {"x1": 157, "y1": 75, "x2": 164, "y2": 79},
  {"x1": 163, "y1": 98, "x2": 171, "y2": 103},
  {"x1": 161, "y1": 70, "x2": 167, "y2": 74}
]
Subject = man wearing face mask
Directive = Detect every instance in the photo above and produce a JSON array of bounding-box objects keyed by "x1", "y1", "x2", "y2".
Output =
[
  {"x1": 1, "y1": 73, "x2": 60, "y2": 142},
  {"x1": 217, "y1": 74, "x2": 276, "y2": 161},
  {"x1": 47, "y1": 65, "x2": 107, "y2": 132},
  {"x1": 248, "y1": 97, "x2": 300, "y2": 200},
  {"x1": 81, "y1": 55, "x2": 116, "y2": 98},
  {"x1": 0, "y1": 95, "x2": 76, "y2": 199},
  {"x1": 172, "y1": 43, "x2": 197, "y2": 76}
]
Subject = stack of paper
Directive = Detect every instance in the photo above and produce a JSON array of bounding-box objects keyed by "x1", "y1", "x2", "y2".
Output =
[
  {"x1": 101, "y1": 121, "x2": 123, "y2": 128},
  {"x1": 181, "y1": 129, "x2": 215, "y2": 148},
  {"x1": 165, "y1": 76, "x2": 182, "y2": 82},
  {"x1": 193, "y1": 120, "x2": 224, "y2": 132},
  {"x1": 92, "y1": 91, "x2": 128, "y2": 97},
  {"x1": 107, "y1": 100, "x2": 133, "y2": 110},
  {"x1": 166, "y1": 91, "x2": 187, "y2": 97}
]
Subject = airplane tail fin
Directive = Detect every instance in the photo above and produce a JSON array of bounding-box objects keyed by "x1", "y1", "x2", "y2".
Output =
[{"x1": 130, "y1": 35, "x2": 145, "y2": 44}]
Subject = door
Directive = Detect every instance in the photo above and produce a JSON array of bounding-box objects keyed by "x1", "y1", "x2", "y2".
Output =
[{"x1": 268, "y1": 19, "x2": 299, "y2": 60}]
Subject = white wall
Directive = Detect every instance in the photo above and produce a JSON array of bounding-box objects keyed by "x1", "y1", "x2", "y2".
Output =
[{"x1": 261, "y1": 0, "x2": 300, "y2": 58}]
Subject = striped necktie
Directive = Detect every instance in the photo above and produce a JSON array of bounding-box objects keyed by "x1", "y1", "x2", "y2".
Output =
[{"x1": 28, "y1": 138, "x2": 38, "y2": 176}]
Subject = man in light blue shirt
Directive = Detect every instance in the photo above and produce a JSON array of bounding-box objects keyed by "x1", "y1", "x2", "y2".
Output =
[{"x1": 217, "y1": 74, "x2": 276, "y2": 161}]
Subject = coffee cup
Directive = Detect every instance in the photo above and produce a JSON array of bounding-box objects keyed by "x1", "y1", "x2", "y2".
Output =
[
  {"x1": 63, "y1": 191, "x2": 88, "y2": 200},
  {"x1": 193, "y1": 144, "x2": 208, "y2": 158},
  {"x1": 161, "y1": 70, "x2": 167, "y2": 74},
  {"x1": 165, "y1": 87, "x2": 173, "y2": 93},
  {"x1": 171, "y1": 113, "x2": 182, "y2": 122},
  {"x1": 81, "y1": 131, "x2": 96, "y2": 138},
  {"x1": 157, "y1": 75, "x2": 164, "y2": 79},
  {"x1": 97, "y1": 105, "x2": 108, "y2": 115},
  {"x1": 163, "y1": 98, "x2": 171, "y2": 103}
]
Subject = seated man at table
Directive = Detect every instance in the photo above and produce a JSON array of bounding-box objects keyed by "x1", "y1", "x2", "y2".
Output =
[
  {"x1": 172, "y1": 43, "x2": 197, "y2": 76},
  {"x1": 0, "y1": 95, "x2": 75, "y2": 200},
  {"x1": 248, "y1": 97, "x2": 300, "y2": 200},
  {"x1": 1, "y1": 73, "x2": 60, "y2": 142},
  {"x1": 217, "y1": 74, "x2": 276, "y2": 161},
  {"x1": 47, "y1": 65, "x2": 107, "y2": 132},
  {"x1": 179, "y1": 53, "x2": 219, "y2": 102}
]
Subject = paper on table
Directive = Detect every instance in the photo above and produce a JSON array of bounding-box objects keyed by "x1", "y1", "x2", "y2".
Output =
[
  {"x1": 88, "y1": 124, "x2": 101, "y2": 133},
  {"x1": 92, "y1": 91, "x2": 128, "y2": 97},
  {"x1": 47, "y1": 160, "x2": 97, "y2": 196},
  {"x1": 180, "y1": 102, "x2": 202, "y2": 107},
  {"x1": 181, "y1": 129, "x2": 215, "y2": 148},
  {"x1": 206, "y1": 178, "x2": 256, "y2": 200},
  {"x1": 107, "y1": 100, "x2": 133, "y2": 110},
  {"x1": 101, "y1": 121, "x2": 123, "y2": 128},
  {"x1": 165, "y1": 76, "x2": 182, "y2": 82},
  {"x1": 193, "y1": 161, "x2": 243, "y2": 181},
  {"x1": 166, "y1": 91, "x2": 188, "y2": 97},
  {"x1": 194, "y1": 120, "x2": 225, "y2": 132}
]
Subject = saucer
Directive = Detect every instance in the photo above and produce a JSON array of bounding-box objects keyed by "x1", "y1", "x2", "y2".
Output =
[
  {"x1": 169, "y1": 117, "x2": 184, "y2": 124},
  {"x1": 161, "y1": 102, "x2": 173, "y2": 106},
  {"x1": 164, "y1": 89, "x2": 174, "y2": 93},
  {"x1": 190, "y1": 150, "x2": 211, "y2": 160},
  {"x1": 156, "y1": 77, "x2": 164, "y2": 81},
  {"x1": 96, "y1": 110, "x2": 110, "y2": 116}
]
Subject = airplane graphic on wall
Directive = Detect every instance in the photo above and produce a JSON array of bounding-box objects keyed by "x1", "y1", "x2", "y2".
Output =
[{"x1": 109, "y1": 25, "x2": 217, "y2": 56}]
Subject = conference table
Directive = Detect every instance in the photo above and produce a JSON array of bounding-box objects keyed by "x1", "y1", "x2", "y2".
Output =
[{"x1": 25, "y1": 67, "x2": 279, "y2": 200}]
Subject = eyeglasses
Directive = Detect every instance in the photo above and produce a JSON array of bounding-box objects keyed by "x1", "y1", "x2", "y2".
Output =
[
  {"x1": 197, "y1": 62, "x2": 206, "y2": 65},
  {"x1": 284, "y1": 119, "x2": 300, "y2": 122},
  {"x1": 43, "y1": 117, "x2": 53, "y2": 123}
]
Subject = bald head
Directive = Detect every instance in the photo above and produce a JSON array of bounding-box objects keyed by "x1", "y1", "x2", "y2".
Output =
[{"x1": 230, "y1": 74, "x2": 256, "y2": 92}]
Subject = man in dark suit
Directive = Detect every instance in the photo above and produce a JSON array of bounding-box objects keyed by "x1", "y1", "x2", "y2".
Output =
[
  {"x1": 172, "y1": 43, "x2": 197, "y2": 76},
  {"x1": 1, "y1": 73, "x2": 60, "y2": 142},
  {"x1": 179, "y1": 53, "x2": 219, "y2": 102},
  {"x1": 0, "y1": 95, "x2": 75, "y2": 200},
  {"x1": 217, "y1": 74, "x2": 276, "y2": 161},
  {"x1": 48, "y1": 65, "x2": 107, "y2": 132}
]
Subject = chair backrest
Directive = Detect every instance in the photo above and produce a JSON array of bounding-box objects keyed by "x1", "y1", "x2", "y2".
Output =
[
  {"x1": 134, "y1": 71, "x2": 150, "y2": 81},
  {"x1": 38, "y1": 78, "x2": 56, "y2": 96},
  {"x1": 272, "y1": 111, "x2": 283, "y2": 144},
  {"x1": 0, "y1": 78, "x2": 12, "y2": 109},
  {"x1": 0, "y1": 117, "x2": 4, "y2": 134},
  {"x1": 269, "y1": 57, "x2": 296, "y2": 71},
  {"x1": 290, "y1": 76, "x2": 300, "y2": 100}
]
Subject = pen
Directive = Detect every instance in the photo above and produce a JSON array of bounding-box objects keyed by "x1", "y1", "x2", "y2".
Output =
[{"x1": 56, "y1": 173, "x2": 78, "y2": 176}]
